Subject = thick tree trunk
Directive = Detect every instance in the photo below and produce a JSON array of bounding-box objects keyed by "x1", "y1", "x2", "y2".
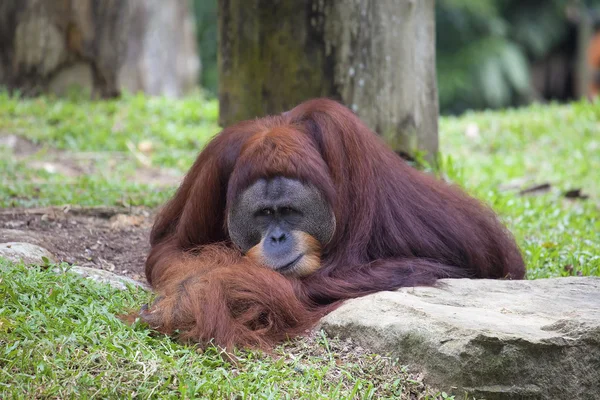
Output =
[
  {"x1": 218, "y1": 0, "x2": 438, "y2": 161},
  {"x1": 0, "y1": 0, "x2": 199, "y2": 98}
]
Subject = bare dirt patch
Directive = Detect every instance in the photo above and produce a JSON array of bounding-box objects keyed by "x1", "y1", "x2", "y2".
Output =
[{"x1": 0, "y1": 205, "x2": 156, "y2": 282}]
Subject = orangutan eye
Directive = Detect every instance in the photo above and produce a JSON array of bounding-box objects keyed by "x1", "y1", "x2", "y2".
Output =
[
  {"x1": 257, "y1": 208, "x2": 274, "y2": 217},
  {"x1": 279, "y1": 206, "x2": 295, "y2": 215}
]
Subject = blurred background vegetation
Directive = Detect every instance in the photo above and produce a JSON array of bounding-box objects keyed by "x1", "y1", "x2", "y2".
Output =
[{"x1": 193, "y1": 0, "x2": 600, "y2": 114}]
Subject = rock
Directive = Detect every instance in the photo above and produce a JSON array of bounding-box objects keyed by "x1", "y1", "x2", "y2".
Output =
[
  {"x1": 0, "y1": 242, "x2": 56, "y2": 265},
  {"x1": 0, "y1": 228, "x2": 50, "y2": 246},
  {"x1": 65, "y1": 265, "x2": 149, "y2": 291},
  {"x1": 320, "y1": 277, "x2": 600, "y2": 400}
]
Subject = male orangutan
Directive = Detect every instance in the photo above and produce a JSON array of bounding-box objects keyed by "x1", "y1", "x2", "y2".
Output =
[{"x1": 136, "y1": 98, "x2": 525, "y2": 349}]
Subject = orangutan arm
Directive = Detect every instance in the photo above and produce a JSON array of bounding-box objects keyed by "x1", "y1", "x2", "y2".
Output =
[{"x1": 136, "y1": 245, "x2": 322, "y2": 349}]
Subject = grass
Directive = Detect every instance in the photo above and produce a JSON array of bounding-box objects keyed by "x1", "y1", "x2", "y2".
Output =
[
  {"x1": 0, "y1": 91, "x2": 219, "y2": 169},
  {"x1": 0, "y1": 91, "x2": 219, "y2": 208},
  {"x1": 0, "y1": 91, "x2": 599, "y2": 398}
]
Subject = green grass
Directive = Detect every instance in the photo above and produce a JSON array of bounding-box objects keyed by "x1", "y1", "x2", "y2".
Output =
[
  {"x1": 0, "y1": 91, "x2": 219, "y2": 207},
  {"x1": 0, "y1": 260, "x2": 445, "y2": 399},
  {"x1": 0, "y1": 91, "x2": 219, "y2": 169},
  {"x1": 0, "y1": 155, "x2": 170, "y2": 208}
]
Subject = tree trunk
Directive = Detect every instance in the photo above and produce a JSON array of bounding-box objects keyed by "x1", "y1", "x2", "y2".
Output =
[
  {"x1": 218, "y1": 0, "x2": 438, "y2": 161},
  {"x1": 0, "y1": 0, "x2": 199, "y2": 98}
]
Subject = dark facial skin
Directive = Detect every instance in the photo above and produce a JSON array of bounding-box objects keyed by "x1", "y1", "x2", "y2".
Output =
[{"x1": 227, "y1": 177, "x2": 335, "y2": 274}]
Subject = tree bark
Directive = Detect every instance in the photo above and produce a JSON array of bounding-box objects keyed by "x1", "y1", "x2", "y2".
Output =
[
  {"x1": 218, "y1": 0, "x2": 438, "y2": 161},
  {"x1": 0, "y1": 0, "x2": 199, "y2": 98}
]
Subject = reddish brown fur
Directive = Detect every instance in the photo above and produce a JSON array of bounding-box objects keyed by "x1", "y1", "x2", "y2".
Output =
[
  {"x1": 139, "y1": 245, "x2": 324, "y2": 348},
  {"x1": 140, "y1": 98, "x2": 525, "y2": 350}
]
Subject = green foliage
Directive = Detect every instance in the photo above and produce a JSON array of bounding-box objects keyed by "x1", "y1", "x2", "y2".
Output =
[{"x1": 436, "y1": 0, "x2": 575, "y2": 114}]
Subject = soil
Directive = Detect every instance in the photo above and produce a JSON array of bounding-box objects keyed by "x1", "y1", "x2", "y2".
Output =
[{"x1": 0, "y1": 205, "x2": 156, "y2": 282}]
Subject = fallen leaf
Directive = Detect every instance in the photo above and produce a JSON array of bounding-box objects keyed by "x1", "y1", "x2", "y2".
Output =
[{"x1": 138, "y1": 140, "x2": 154, "y2": 154}]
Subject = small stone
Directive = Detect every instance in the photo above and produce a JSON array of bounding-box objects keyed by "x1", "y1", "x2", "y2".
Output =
[
  {"x1": 0, "y1": 242, "x2": 56, "y2": 265},
  {"x1": 5, "y1": 221, "x2": 26, "y2": 229},
  {"x1": 64, "y1": 265, "x2": 149, "y2": 290}
]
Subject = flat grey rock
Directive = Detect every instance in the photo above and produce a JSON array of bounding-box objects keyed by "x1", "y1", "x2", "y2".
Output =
[
  {"x1": 65, "y1": 265, "x2": 149, "y2": 290},
  {"x1": 0, "y1": 242, "x2": 56, "y2": 265},
  {"x1": 320, "y1": 277, "x2": 600, "y2": 400}
]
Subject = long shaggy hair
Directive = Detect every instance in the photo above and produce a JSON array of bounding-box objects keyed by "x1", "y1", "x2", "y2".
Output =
[{"x1": 138, "y1": 98, "x2": 525, "y2": 349}]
